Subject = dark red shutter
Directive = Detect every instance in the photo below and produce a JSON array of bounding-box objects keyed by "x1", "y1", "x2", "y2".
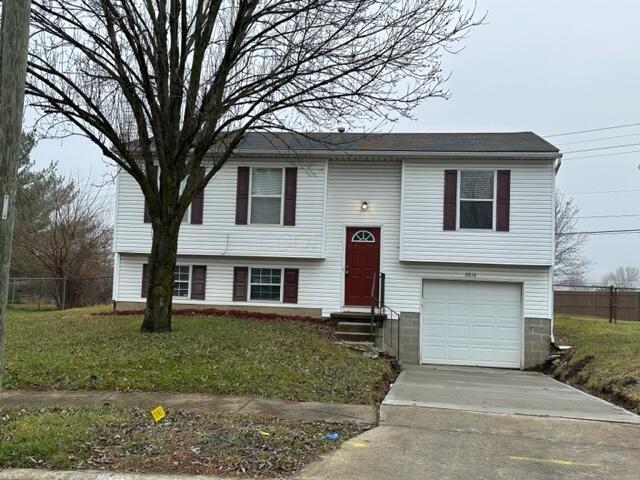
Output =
[
  {"x1": 283, "y1": 167, "x2": 297, "y2": 226},
  {"x1": 283, "y1": 268, "x2": 299, "y2": 304},
  {"x1": 191, "y1": 265, "x2": 207, "y2": 300},
  {"x1": 141, "y1": 263, "x2": 149, "y2": 298},
  {"x1": 233, "y1": 266, "x2": 248, "y2": 301},
  {"x1": 496, "y1": 170, "x2": 511, "y2": 232},
  {"x1": 443, "y1": 170, "x2": 458, "y2": 231},
  {"x1": 144, "y1": 165, "x2": 159, "y2": 223},
  {"x1": 235, "y1": 167, "x2": 250, "y2": 225},
  {"x1": 190, "y1": 167, "x2": 205, "y2": 224}
]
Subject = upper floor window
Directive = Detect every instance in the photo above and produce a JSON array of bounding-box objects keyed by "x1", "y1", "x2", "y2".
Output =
[
  {"x1": 250, "y1": 168, "x2": 283, "y2": 224},
  {"x1": 173, "y1": 265, "x2": 190, "y2": 297},
  {"x1": 459, "y1": 170, "x2": 495, "y2": 230}
]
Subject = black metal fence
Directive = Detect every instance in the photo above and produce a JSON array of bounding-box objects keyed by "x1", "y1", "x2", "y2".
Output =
[
  {"x1": 8, "y1": 276, "x2": 113, "y2": 310},
  {"x1": 554, "y1": 285, "x2": 640, "y2": 323}
]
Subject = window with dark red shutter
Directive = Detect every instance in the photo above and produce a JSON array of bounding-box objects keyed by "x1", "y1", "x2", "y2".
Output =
[
  {"x1": 496, "y1": 170, "x2": 511, "y2": 232},
  {"x1": 443, "y1": 170, "x2": 458, "y2": 230},
  {"x1": 283, "y1": 268, "x2": 299, "y2": 304},
  {"x1": 232, "y1": 266, "x2": 248, "y2": 301},
  {"x1": 283, "y1": 168, "x2": 297, "y2": 226},
  {"x1": 144, "y1": 165, "x2": 158, "y2": 223},
  {"x1": 141, "y1": 264, "x2": 149, "y2": 298},
  {"x1": 190, "y1": 167, "x2": 205, "y2": 225},
  {"x1": 191, "y1": 265, "x2": 207, "y2": 300},
  {"x1": 235, "y1": 167, "x2": 250, "y2": 225}
]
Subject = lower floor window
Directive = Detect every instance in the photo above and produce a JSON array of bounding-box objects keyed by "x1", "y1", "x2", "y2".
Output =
[
  {"x1": 250, "y1": 268, "x2": 282, "y2": 301},
  {"x1": 173, "y1": 265, "x2": 190, "y2": 297}
]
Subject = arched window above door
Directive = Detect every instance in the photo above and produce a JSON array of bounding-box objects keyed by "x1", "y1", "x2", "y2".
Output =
[{"x1": 351, "y1": 230, "x2": 375, "y2": 243}]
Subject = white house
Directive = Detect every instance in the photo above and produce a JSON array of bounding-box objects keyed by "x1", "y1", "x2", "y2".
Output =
[{"x1": 112, "y1": 132, "x2": 561, "y2": 369}]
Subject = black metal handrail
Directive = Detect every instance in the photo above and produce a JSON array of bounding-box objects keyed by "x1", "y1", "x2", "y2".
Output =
[{"x1": 369, "y1": 272, "x2": 401, "y2": 361}]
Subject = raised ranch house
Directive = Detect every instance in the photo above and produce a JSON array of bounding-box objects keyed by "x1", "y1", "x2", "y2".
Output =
[{"x1": 112, "y1": 132, "x2": 561, "y2": 370}]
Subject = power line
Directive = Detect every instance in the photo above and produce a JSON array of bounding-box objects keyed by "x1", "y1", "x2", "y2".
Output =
[
  {"x1": 561, "y1": 149, "x2": 640, "y2": 161},
  {"x1": 565, "y1": 188, "x2": 640, "y2": 196},
  {"x1": 544, "y1": 122, "x2": 640, "y2": 138},
  {"x1": 563, "y1": 142, "x2": 640, "y2": 155},
  {"x1": 557, "y1": 133, "x2": 640, "y2": 146},
  {"x1": 558, "y1": 228, "x2": 640, "y2": 236},
  {"x1": 578, "y1": 213, "x2": 640, "y2": 219}
]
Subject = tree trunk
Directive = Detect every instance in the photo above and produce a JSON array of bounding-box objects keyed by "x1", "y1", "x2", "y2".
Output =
[{"x1": 140, "y1": 218, "x2": 181, "y2": 333}]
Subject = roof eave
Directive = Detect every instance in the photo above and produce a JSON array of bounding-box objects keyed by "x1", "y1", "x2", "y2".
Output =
[{"x1": 228, "y1": 149, "x2": 562, "y2": 159}]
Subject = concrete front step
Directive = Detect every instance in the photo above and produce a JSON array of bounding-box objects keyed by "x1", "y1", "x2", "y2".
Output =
[
  {"x1": 335, "y1": 331, "x2": 375, "y2": 342},
  {"x1": 330, "y1": 312, "x2": 386, "y2": 325},
  {"x1": 336, "y1": 321, "x2": 374, "y2": 333}
]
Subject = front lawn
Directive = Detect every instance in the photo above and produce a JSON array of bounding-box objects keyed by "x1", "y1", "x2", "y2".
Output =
[
  {"x1": 3, "y1": 307, "x2": 393, "y2": 405},
  {"x1": 550, "y1": 315, "x2": 640, "y2": 413},
  {"x1": 0, "y1": 406, "x2": 366, "y2": 477}
]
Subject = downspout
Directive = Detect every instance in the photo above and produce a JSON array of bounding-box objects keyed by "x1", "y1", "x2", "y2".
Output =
[{"x1": 550, "y1": 153, "x2": 563, "y2": 344}]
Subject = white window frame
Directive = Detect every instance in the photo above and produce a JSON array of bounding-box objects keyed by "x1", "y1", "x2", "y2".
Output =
[
  {"x1": 248, "y1": 167, "x2": 285, "y2": 225},
  {"x1": 457, "y1": 169, "x2": 497, "y2": 231},
  {"x1": 173, "y1": 264, "x2": 191, "y2": 298},
  {"x1": 180, "y1": 179, "x2": 192, "y2": 225},
  {"x1": 249, "y1": 267, "x2": 283, "y2": 302}
]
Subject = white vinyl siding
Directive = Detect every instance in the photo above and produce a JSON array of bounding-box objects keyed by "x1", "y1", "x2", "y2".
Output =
[
  {"x1": 113, "y1": 159, "x2": 553, "y2": 320},
  {"x1": 113, "y1": 158, "x2": 326, "y2": 258},
  {"x1": 401, "y1": 159, "x2": 555, "y2": 266}
]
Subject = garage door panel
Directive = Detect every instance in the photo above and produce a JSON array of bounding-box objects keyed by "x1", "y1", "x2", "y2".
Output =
[
  {"x1": 447, "y1": 346, "x2": 471, "y2": 362},
  {"x1": 496, "y1": 326, "x2": 520, "y2": 341},
  {"x1": 447, "y1": 325, "x2": 470, "y2": 339},
  {"x1": 423, "y1": 344, "x2": 446, "y2": 361},
  {"x1": 472, "y1": 326, "x2": 495, "y2": 339},
  {"x1": 471, "y1": 304, "x2": 495, "y2": 318},
  {"x1": 421, "y1": 280, "x2": 522, "y2": 369}
]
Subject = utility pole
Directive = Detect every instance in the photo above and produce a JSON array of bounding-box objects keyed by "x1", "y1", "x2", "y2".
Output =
[{"x1": 0, "y1": 0, "x2": 32, "y2": 388}]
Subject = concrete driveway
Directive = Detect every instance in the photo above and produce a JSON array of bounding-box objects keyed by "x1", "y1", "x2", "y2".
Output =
[
  {"x1": 383, "y1": 365, "x2": 640, "y2": 423},
  {"x1": 297, "y1": 366, "x2": 640, "y2": 480}
]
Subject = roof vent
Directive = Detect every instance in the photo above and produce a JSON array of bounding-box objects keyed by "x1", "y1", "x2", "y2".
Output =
[{"x1": 337, "y1": 127, "x2": 346, "y2": 133}]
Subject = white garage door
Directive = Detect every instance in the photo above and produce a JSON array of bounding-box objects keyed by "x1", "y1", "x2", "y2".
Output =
[{"x1": 421, "y1": 280, "x2": 522, "y2": 368}]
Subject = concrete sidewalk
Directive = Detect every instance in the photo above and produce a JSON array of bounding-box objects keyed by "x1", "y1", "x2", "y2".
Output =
[
  {"x1": 0, "y1": 470, "x2": 221, "y2": 480},
  {"x1": 0, "y1": 390, "x2": 377, "y2": 425}
]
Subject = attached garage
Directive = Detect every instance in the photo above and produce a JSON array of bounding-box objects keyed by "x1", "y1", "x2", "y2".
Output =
[{"x1": 421, "y1": 280, "x2": 523, "y2": 368}]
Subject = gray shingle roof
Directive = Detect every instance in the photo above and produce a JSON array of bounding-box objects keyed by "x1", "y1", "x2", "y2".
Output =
[{"x1": 236, "y1": 131, "x2": 559, "y2": 154}]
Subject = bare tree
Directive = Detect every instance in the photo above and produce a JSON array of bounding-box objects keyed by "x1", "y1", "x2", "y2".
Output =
[
  {"x1": 13, "y1": 175, "x2": 113, "y2": 305},
  {"x1": 26, "y1": 0, "x2": 479, "y2": 331},
  {"x1": 602, "y1": 266, "x2": 640, "y2": 288},
  {"x1": 555, "y1": 189, "x2": 590, "y2": 285}
]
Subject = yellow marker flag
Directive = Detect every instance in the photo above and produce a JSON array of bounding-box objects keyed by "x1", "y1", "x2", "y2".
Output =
[{"x1": 151, "y1": 406, "x2": 166, "y2": 422}]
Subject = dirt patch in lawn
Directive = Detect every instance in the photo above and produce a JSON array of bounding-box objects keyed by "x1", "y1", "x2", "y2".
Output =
[
  {"x1": 547, "y1": 316, "x2": 640, "y2": 414},
  {"x1": 0, "y1": 407, "x2": 369, "y2": 477}
]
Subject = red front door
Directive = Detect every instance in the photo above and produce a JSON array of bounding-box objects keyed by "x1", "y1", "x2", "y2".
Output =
[{"x1": 344, "y1": 227, "x2": 381, "y2": 306}]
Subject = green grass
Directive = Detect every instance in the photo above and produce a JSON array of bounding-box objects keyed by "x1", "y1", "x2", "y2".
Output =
[
  {"x1": 551, "y1": 315, "x2": 640, "y2": 412},
  {"x1": 0, "y1": 407, "x2": 367, "y2": 476},
  {"x1": 3, "y1": 307, "x2": 392, "y2": 405}
]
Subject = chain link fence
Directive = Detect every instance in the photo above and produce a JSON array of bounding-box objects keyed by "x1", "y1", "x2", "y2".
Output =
[
  {"x1": 554, "y1": 285, "x2": 640, "y2": 323},
  {"x1": 8, "y1": 276, "x2": 113, "y2": 310}
]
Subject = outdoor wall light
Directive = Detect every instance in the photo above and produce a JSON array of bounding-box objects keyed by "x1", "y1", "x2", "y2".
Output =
[{"x1": 361, "y1": 201, "x2": 369, "y2": 212}]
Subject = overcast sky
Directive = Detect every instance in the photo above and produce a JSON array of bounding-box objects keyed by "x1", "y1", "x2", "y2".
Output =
[{"x1": 25, "y1": 0, "x2": 640, "y2": 282}]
